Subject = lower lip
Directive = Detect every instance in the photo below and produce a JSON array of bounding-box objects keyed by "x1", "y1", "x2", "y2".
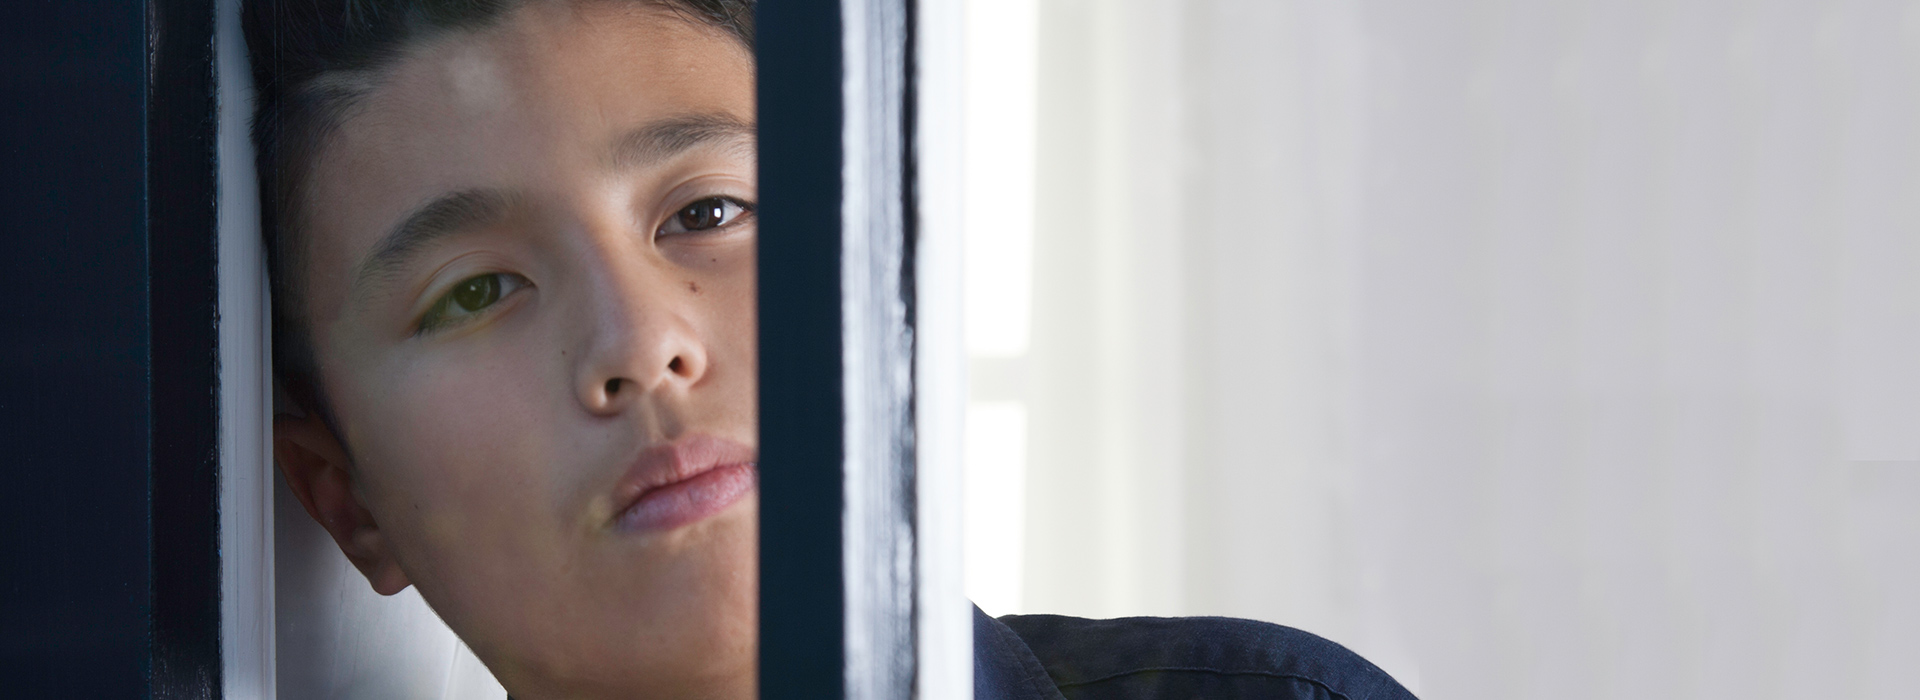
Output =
[{"x1": 616, "y1": 463, "x2": 757, "y2": 532}]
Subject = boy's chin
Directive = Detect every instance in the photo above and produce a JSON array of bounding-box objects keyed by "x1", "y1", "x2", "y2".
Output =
[
  {"x1": 469, "y1": 502, "x2": 758, "y2": 699},
  {"x1": 479, "y1": 577, "x2": 756, "y2": 700}
]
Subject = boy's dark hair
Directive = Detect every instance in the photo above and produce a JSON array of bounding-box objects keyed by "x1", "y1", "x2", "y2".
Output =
[{"x1": 243, "y1": 0, "x2": 754, "y2": 415}]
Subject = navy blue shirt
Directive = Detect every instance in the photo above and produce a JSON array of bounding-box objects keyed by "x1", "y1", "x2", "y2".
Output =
[{"x1": 975, "y1": 606, "x2": 1419, "y2": 700}]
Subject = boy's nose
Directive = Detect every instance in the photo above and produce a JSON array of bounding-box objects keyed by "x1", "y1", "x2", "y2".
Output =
[{"x1": 575, "y1": 268, "x2": 710, "y2": 415}]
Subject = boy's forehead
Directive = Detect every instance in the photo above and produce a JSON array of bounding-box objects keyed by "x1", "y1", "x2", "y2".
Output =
[
  {"x1": 388, "y1": 4, "x2": 750, "y2": 113},
  {"x1": 362, "y1": 4, "x2": 752, "y2": 160},
  {"x1": 297, "y1": 4, "x2": 753, "y2": 323}
]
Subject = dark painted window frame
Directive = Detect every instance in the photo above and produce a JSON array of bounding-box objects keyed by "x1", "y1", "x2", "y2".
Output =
[
  {"x1": 149, "y1": 0, "x2": 225, "y2": 695},
  {"x1": 0, "y1": 0, "x2": 224, "y2": 695},
  {"x1": 755, "y1": 0, "x2": 925, "y2": 698}
]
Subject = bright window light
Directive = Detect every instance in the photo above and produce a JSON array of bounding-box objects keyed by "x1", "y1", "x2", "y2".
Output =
[
  {"x1": 962, "y1": 0, "x2": 1038, "y2": 358},
  {"x1": 964, "y1": 400, "x2": 1029, "y2": 616}
]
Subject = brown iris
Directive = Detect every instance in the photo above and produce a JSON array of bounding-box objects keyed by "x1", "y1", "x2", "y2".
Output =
[{"x1": 673, "y1": 197, "x2": 729, "y2": 231}]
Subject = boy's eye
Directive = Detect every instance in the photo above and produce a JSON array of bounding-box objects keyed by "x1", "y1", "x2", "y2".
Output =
[
  {"x1": 418, "y1": 272, "x2": 526, "y2": 334},
  {"x1": 660, "y1": 196, "x2": 753, "y2": 235},
  {"x1": 450, "y1": 274, "x2": 502, "y2": 312}
]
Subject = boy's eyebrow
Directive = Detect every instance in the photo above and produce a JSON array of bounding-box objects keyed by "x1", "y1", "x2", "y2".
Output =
[
  {"x1": 352, "y1": 188, "x2": 518, "y2": 297},
  {"x1": 608, "y1": 113, "x2": 755, "y2": 170}
]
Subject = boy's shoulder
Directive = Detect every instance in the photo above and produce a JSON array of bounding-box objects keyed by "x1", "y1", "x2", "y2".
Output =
[{"x1": 976, "y1": 606, "x2": 1418, "y2": 700}]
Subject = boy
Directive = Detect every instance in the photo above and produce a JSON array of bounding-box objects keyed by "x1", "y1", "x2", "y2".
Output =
[{"x1": 248, "y1": 1, "x2": 1416, "y2": 698}]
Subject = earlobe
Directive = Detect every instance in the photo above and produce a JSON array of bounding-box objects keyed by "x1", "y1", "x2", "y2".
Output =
[{"x1": 274, "y1": 412, "x2": 414, "y2": 596}]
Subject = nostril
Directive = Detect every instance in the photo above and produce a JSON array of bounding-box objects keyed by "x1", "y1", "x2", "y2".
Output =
[
  {"x1": 668, "y1": 356, "x2": 685, "y2": 375},
  {"x1": 605, "y1": 378, "x2": 621, "y2": 396}
]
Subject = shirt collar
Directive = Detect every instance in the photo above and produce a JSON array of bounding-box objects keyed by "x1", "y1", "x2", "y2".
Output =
[{"x1": 973, "y1": 605, "x2": 1067, "y2": 700}]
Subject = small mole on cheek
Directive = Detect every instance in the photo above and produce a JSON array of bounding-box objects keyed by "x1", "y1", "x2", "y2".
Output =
[{"x1": 687, "y1": 281, "x2": 701, "y2": 295}]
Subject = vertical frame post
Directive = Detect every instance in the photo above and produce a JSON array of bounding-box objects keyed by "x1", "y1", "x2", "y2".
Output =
[
  {"x1": 0, "y1": 0, "x2": 226, "y2": 695},
  {"x1": 0, "y1": 0, "x2": 154, "y2": 694},
  {"x1": 758, "y1": 0, "x2": 919, "y2": 697},
  {"x1": 148, "y1": 0, "x2": 226, "y2": 695},
  {"x1": 756, "y1": 0, "x2": 847, "y2": 694},
  {"x1": 840, "y1": 0, "x2": 916, "y2": 696},
  {"x1": 912, "y1": 0, "x2": 972, "y2": 696}
]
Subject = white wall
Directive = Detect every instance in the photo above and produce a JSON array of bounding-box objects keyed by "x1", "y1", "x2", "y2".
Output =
[
  {"x1": 273, "y1": 466, "x2": 506, "y2": 700},
  {"x1": 969, "y1": 1, "x2": 1920, "y2": 699},
  {"x1": 217, "y1": 0, "x2": 275, "y2": 695}
]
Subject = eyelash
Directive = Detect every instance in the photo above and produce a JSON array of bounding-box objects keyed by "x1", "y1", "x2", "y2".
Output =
[{"x1": 415, "y1": 272, "x2": 528, "y2": 335}]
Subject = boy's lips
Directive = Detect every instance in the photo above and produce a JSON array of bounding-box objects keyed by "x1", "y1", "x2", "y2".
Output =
[{"x1": 612, "y1": 434, "x2": 758, "y2": 532}]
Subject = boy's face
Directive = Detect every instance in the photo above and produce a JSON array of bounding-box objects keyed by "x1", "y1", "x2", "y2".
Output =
[{"x1": 273, "y1": 4, "x2": 757, "y2": 697}]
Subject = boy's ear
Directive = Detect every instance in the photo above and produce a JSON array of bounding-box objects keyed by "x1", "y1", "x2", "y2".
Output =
[{"x1": 275, "y1": 412, "x2": 413, "y2": 596}]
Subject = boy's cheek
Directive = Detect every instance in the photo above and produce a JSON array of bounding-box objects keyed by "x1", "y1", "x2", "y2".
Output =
[
  {"x1": 376, "y1": 453, "x2": 556, "y2": 581},
  {"x1": 345, "y1": 390, "x2": 574, "y2": 570}
]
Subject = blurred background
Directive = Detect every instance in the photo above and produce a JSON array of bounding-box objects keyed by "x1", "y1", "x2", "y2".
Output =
[{"x1": 958, "y1": 1, "x2": 1920, "y2": 699}]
